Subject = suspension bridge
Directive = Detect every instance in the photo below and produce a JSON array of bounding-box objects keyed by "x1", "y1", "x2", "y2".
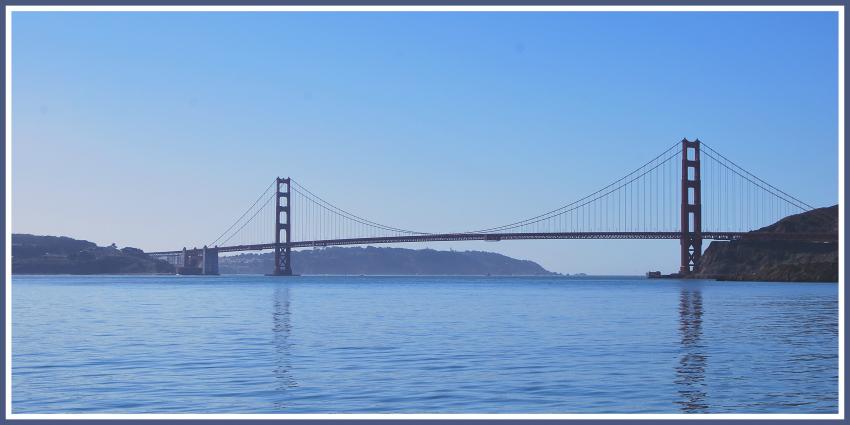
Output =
[{"x1": 148, "y1": 139, "x2": 837, "y2": 276}]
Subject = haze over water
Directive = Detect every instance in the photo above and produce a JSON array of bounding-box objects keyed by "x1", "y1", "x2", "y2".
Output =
[{"x1": 12, "y1": 275, "x2": 838, "y2": 414}]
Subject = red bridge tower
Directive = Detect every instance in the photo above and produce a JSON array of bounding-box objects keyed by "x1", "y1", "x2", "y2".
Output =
[
  {"x1": 680, "y1": 138, "x2": 702, "y2": 274},
  {"x1": 272, "y1": 177, "x2": 293, "y2": 276}
]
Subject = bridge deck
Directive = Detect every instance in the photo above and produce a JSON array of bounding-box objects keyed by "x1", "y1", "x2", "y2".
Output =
[{"x1": 147, "y1": 231, "x2": 838, "y2": 255}]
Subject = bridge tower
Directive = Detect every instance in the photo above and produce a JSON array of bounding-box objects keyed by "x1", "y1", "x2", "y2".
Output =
[
  {"x1": 272, "y1": 177, "x2": 293, "y2": 276},
  {"x1": 680, "y1": 138, "x2": 703, "y2": 274}
]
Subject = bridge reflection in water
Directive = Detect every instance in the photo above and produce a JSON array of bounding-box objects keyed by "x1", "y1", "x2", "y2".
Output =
[
  {"x1": 272, "y1": 286, "x2": 297, "y2": 410},
  {"x1": 675, "y1": 287, "x2": 708, "y2": 413}
]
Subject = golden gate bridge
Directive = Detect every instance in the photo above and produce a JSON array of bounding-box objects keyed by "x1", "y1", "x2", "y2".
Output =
[{"x1": 148, "y1": 139, "x2": 837, "y2": 275}]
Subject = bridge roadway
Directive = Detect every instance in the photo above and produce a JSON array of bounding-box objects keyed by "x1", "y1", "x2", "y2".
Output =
[{"x1": 147, "y1": 231, "x2": 838, "y2": 255}]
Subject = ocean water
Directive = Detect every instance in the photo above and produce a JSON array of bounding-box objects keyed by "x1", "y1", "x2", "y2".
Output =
[{"x1": 11, "y1": 275, "x2": 839, "y2": 414}]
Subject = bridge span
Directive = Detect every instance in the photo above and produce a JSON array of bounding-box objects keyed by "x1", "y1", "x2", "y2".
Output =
[{"x1": 148, "y1": 139, "x2": 837, "y2": 276}]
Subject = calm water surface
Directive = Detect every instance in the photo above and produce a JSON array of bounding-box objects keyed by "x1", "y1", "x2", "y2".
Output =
[{"x1": 12, "y1": 275, "x2": 838, "y2": 413}]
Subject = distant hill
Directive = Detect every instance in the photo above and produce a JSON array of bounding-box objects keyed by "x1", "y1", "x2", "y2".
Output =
[
  {"x1": 220, "y1": 246, "x2": 558, "y2": 276},
  {"x1": 12, "y1": 234, "x2": 174, "y2": 274},
  {"x1": 696, "y1": 205, "x2": 838, "y2": 282}
]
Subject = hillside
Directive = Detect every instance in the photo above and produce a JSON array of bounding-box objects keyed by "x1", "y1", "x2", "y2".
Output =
[
  {"x1": 219, "y1": 246, "x2": 558, "y2": 276},
  {"x1": 12, "y1": 234, "x2": 174, "y2": 274},
  {"x1": 695, "y1": 205, "x2": 838, "y2": 282}
]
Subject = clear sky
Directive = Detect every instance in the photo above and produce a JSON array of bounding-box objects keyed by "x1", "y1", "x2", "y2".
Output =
[{"x1": 11, "y1": 11, "x2": 839, "y2": 274}]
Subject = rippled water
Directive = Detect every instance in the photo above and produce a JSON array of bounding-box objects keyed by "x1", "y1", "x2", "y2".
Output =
[{"x1": 11, "y1": 275, "x2": 838, "y2": 414}]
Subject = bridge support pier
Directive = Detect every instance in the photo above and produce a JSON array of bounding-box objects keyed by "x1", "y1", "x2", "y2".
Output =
[
  {"x1": 271, "y1": 177, "x2": 294, "y2": 276},
  {"x1": 680, "y1": 138, "x2": 703, "y2": 274},
  {"x1": 202, "y1": 246, "x2": 219, "y2": 275},
  {"x1": 176, "y1": 247, "x2": 203, "y2": 275}
]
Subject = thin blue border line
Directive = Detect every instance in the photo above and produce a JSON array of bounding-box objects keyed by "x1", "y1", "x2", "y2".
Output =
[
  {"x1": 1, "y1": 2, "x2": 845, "y2": 424},
  {"x1": 0, "y1": 1, "x2": 846, "y2": 5}
]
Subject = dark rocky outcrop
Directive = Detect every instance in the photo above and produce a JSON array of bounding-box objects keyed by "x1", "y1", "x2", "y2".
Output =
[
  {"x1": 220, "y1": 246, "x2": 558, "y2": 276},
  {"x1": 12, "y1": 234, "x2": 175, "y2": 274},
  {"x1": 695, "y1": 205, "x2": 838, "y2": 282}
]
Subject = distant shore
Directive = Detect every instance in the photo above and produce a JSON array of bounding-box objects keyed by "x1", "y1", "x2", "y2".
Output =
[{"x1": 12, "y1": 235, "x2": 565, "y2": 277}]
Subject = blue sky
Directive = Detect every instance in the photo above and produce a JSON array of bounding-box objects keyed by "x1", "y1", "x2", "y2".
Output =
[{"x1": 11, "y1": 11, "x2": 839, "y2": 274}]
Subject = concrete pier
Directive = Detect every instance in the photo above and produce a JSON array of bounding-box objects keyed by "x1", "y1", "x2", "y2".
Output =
[{"x1": 202, "y1": 246, "x2": 219, "y2": 275}]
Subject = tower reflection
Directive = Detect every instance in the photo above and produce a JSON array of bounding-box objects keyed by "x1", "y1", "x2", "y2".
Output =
[
  {"x1": 272, "y1": 286, "x2": 297, "y2": 410},
  {"x1": 675, "y1": 287, "x2": 708, "y2": 412}
]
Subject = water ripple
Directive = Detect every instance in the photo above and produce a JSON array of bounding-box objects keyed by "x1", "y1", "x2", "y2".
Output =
[{"x1": 11, "y1": 275, "x2": 838, "y2": 414}]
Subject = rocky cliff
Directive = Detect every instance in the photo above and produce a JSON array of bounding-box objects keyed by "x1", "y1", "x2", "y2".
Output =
[{"x1": 695, "y1": 205, "x2": 838, "y2": 282}]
